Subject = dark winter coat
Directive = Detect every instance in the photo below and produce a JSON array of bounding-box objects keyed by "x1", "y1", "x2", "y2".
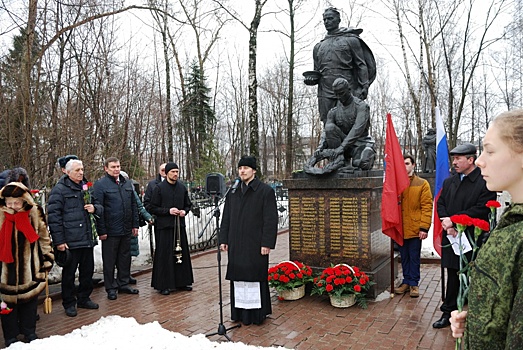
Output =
[
  {"x1": 437, "y1": 166, "x2": 496, "y2": 269},
  {"x1": 47, "y1": 176, "x2": 102, "y2": 249},
  {"x1": 93, "y1": 173, "x2": 138, "y2": 236},
  {"x1": 219, "y1": 177, "x2": 278, "y2": 282},
  {"x1": 0, "y1": 183, "x2": 54, "y2": 304},
  {"x1": 148, "y1": 180, "x2": 191, "y2": 229},
  {"x1": 143, "y1": 174, "x2": 163, "y2": 212}
]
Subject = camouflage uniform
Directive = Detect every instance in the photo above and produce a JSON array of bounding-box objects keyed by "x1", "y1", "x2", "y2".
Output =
[{"x1": 465, "y1": 203, "x2": 523, "y2": 349}]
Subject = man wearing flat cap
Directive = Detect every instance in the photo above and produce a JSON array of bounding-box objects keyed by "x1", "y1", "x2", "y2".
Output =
[
  {"x1": 148, "y1": 162, "x2": 193, "y2": 295},
  {"x1": 219, "y1": 156, "x2": 278, "y2": 325},
  {"x1": 433, "y1": 143, "x2": 496, "y2": 329}
]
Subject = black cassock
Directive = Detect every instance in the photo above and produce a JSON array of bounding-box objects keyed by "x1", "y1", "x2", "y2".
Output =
[
  {"x1": 219, "y1": 177, "x2": 278, "y2": 325},
  {"x1": 149, "y1": 180, "x2": 193, "y2": 290}
]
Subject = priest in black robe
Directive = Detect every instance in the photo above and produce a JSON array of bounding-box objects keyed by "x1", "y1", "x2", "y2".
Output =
[
  {"x1": 148, "y1": 162, "x2": 193, "y2": 295},
  {"x1": 219, "y1": 156, "x2": 278, "y2": 325}
]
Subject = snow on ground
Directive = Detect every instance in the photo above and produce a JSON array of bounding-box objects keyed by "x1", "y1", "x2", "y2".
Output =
[{"x1": 7, "y1": 315, "x2": 286, "y2": 350}]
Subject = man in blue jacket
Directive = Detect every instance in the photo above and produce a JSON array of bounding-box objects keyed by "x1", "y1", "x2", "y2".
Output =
[
  {"x1": 48, "y1": 159, "x2": 102, "y2": 317},
  {"x1": 93, "y1": 157, "x2": 139, "y2": 300}
]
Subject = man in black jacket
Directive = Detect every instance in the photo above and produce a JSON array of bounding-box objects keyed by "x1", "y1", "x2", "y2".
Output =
[
  {"x1": 434, "y1": 143, "x2": 497, "y2": 328},
  {"x1": 48, "y1": 159, "x2": 102, "y2": 317},
  {"x1": 93, "y1": 157, "x2": 139, "y2": 300},
  {"x1": 143, "y1": 163, "x2": 166, "y2": 210}
]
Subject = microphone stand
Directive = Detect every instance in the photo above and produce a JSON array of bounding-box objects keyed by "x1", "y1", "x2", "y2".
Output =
[{"x1": 204, "y1": 185, "x2": 241, "y2": 341}]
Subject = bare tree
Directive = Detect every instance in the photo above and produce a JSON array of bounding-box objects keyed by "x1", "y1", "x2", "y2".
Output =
[{"x1": 213, "y1": 0, "x2": 268, "y2": 172}]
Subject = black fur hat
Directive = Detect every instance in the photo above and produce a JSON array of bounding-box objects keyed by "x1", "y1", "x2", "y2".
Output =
[
  {"x1": 58, "y1": 155, "x2": 79, "y2": 169},
  {"x1": 55, "y1": 249, "x2": 72, "y2": 268},
  {"x1": 6, "y1": 167, "x2": 30, "y2": 188},
  {"x1": 238, "y1": 156, "x2": 257, "y2": 170}
]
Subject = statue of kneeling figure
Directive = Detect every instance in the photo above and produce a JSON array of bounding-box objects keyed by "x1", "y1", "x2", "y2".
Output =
[{"x1": 304, "y1": 77, "x2": 376, "y2": 175}]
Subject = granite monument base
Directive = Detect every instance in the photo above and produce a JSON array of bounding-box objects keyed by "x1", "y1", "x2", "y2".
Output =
[{"x1": 283, "y1": 172, "x2": 397, "y2": 298}]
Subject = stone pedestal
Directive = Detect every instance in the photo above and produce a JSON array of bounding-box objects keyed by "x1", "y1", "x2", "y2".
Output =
[{"x1": 283, "y1": 173, "x2": 396, "y2": 298}]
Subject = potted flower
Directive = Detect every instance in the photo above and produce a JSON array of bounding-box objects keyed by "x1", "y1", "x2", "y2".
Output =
[
  {"x1": 311, "y1": 264, "x2": 374, "y2": 308},
  {"x1": 268, "y1": 261, "x2": 313, "y2": 300}
]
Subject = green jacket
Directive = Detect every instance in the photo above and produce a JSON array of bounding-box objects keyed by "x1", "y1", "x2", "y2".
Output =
[{"x1": 465, "y1": 203, "x2": 523, "y2": 349}]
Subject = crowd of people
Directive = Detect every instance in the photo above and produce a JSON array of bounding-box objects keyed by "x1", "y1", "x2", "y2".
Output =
[
  {"x1": 0, "y1": 153, "x2": 280, "y2": 346},
  {"x1": 0, "y1": 109, "x2": 521, "y2": 348}
]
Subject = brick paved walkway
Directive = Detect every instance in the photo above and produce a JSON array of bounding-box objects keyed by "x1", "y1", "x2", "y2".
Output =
[{"x1": 8, "y1": 231, "x2": 455, "y2": 349}]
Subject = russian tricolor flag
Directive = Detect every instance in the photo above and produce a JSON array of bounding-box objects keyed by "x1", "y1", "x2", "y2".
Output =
[{"x1": 433, "y1": 107, "x2": 450, "y2": 257}]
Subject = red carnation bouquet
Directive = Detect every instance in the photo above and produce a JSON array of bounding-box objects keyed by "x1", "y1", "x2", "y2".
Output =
[
  {"x1": 311, "y1": 263, "x2": 374, "y2": 308},
  {"x1": 450, "y1": 214, "x2": 490, "y2": 350},
  {"x1": 268, "y1": 261, "x2": 313, "y2": 292}
]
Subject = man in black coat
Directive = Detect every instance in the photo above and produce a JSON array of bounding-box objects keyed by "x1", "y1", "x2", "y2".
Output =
[
  {"x1": 93, "y1": 157, "x2": 139, "y2": 300},
  {"x1": 219, "y1": 156, "x2": 278, "y2": 325},
  {"x1": 143, "y1": 163, "x2": 166, "y2": 210},
  {"x1": 48, "y1": 159, "x2": 102, "y2": 317},
  {"x1": 434, "y1": 143, "x2": 497, "y2": 328},
  {"x1": 148, "y1": 162, "x2": 193, "y2": 295}
]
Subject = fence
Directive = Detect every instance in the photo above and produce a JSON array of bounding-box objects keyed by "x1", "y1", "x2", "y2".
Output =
[{"x1": 142, "y1": 189, "x2": 289, "y2": 257}]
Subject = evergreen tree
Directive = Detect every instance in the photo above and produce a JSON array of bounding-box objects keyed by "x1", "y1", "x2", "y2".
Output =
[{"x1": 179, "y1": 60, "x2": 222, "y2": 182}]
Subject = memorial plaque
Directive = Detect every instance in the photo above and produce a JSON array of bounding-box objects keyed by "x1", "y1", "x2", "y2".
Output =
[{"x1": 283, "y1": 174, "x2": 396, "y2": 298}]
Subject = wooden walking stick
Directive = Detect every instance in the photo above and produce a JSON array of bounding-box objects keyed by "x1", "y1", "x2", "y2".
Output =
[{"x1": 43, "y1": 271, "x2": 52, "y2": 314}]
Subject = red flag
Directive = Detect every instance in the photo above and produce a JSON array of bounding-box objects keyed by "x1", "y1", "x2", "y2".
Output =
[{"x1": 381, "y1": 113, "x2": 410, "y2": 246}]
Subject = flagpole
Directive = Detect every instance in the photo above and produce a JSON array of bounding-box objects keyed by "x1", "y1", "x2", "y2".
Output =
[
  {"x1": 441, "y1": 265, "x2": 446, "y2": 302},
  {"x1": 390, "y1": 238, "x2": 395, "y2": 298},
  {"x1": 434, "y1": 106, "x2": 450, "y2": 303}
]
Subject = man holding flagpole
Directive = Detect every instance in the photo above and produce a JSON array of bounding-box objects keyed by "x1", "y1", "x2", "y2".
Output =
[{"x1": 395, "y1": 155, "x2": 432, "y2": 298}]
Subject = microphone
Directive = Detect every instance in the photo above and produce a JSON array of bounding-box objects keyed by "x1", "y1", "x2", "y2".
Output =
[{"x1": 231, "y1": 177, "x2": 241, "y2": 194}]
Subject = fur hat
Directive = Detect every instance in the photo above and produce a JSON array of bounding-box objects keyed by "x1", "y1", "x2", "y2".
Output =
[
  {"x1": 238, "y1": 156, "x2": 257, "y2": 170},
  {"x1": 164, "y1": 162, "x2": 179, "y2": 174},
  {"x1": 55, "y1": 249, "x2": 72, "y2": 268},
  {"x1": 58, "y1": 155, "x2": 78, "y2": 169},
  {"x1": 6, "y1": 167, "x2": 30, "y2": 188},
  {"x1": 0, "y1": 182, "x2": 35, "y2": 210}
]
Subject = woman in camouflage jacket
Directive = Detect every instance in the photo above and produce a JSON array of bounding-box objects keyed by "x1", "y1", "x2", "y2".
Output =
[{"x1": 450, "y1": 109, "x2": 523, "y2": 349}]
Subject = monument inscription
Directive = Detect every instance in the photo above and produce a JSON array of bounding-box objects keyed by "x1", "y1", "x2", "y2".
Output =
[{"x1": 289, "y1": 191, "x2": 379, "y2": 268}]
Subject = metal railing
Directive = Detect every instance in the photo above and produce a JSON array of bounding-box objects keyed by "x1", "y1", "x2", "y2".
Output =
[{"x1": 142, "y1": 190, "x2": 289, "y2": 257}]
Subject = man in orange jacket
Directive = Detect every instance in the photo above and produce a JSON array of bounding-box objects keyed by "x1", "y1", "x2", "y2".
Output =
[{"x1": 396, "y1": 154, "x2": 433, "y2": 298}]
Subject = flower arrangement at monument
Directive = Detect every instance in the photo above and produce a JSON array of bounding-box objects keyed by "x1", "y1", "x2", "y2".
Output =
[
  {"x1": 268, "y1": 261, "x2": 313, "y2": 300},
  {"x1": 311, "y1": 263, "x2": 374, "y2": 308}
]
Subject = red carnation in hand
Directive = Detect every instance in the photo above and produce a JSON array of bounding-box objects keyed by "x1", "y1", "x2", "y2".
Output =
[
  {"x1": 486, "y1": 200, "x2": 501, "y2": 208},
  {"x1": 472, "y1": 218, "x2": 490, "y2": 232},
  {"x1": 451, "y1": 214, "x2": 474, "y2": 227}
]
